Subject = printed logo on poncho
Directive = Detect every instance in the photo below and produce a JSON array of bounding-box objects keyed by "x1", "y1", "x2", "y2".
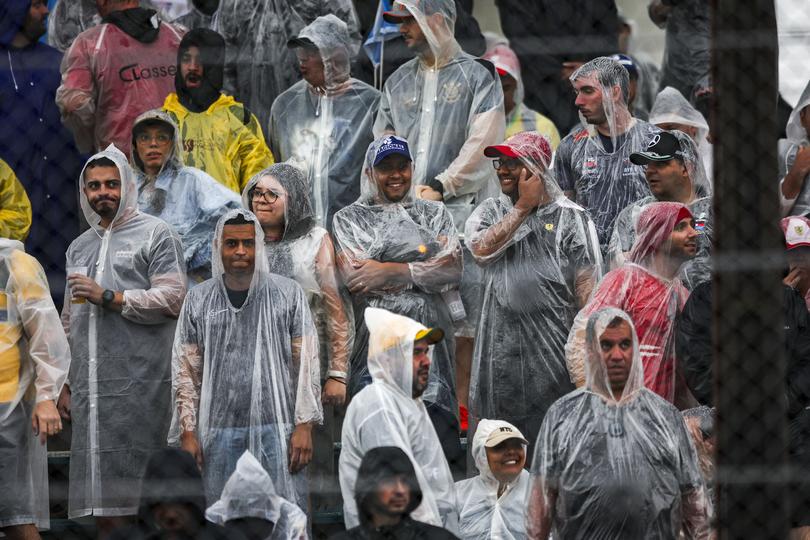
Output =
[
  {"x1": 695, "y1": 212, "x2": 708, "y2": 232},
  {"x1": 118, "y1": 63, "x2": 177, "y2": 83},
  {"x1": 442, "y1": 82, "x2": 463, "y2": 104}
]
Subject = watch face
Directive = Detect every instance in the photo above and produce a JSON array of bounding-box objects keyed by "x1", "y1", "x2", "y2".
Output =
[{"x1": 103, "y1": 290, "x2": 115, "y2": 304}]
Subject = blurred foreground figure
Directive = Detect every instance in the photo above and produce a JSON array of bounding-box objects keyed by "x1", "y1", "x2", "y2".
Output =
[
  {"x1": 528, "y1": 308, "x2": 710, "y2": 539},
  {"x1": 339, "y1": 308, "x2": 458, "y2": 532}
]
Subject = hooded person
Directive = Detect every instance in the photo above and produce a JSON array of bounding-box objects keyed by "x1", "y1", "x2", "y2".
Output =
[
  {"x1": 339, "y1": 308, "x2": 459, "y2": 532},
  {"x1": 108, "y1": 448, "x2": 230, "y2": 540},
  {"x1": 59, "y1": 145, "x2": 187, "y2": 531},
  {"x1": 174, "y1": 0, "x2": 220, "y2": 31},
  {"x1": 527, "y1": 308, "x2": 710, "y2": 540},
  {"x1": 268, "y1": 15, "x2": 380, "y2": 228},
  {"x1": 0, "y1": 159, "x2": 32, "y2": 242},
  {"x1": 0, "y1": 0, "x2": 85, "y2": 307},
  {"x1": 55, "y1": 0, "x2": 185, "y2": 155},
  {"x1": 454, "y1": 420, "x2": 531, "y2": 539},
  {"x1": 213, "y1": 0, "x2": 361, "y2": 129},
  {"x1": 0, "y1": 238, "x2": 70, "y2": 536},
  {"x1": 465, "y1": 131, "x2": 602, "y2": 450},
  {"x1": 607, "y1": 130, "x2": 713, "y2": 290},
  {"x1": 554, "y1": 56, "x2": 660, "y2": 252},
  {"x1": 169, "y1": 208, "x2": 322, "y2": 508},
  {"x1": 332, "y1": 136, "x2": 463, "y2": 468},
  {"x1": 241, "y1": 163, "x2": 353, "y2": 511},
  {"x1": 163, "y1": 28, "x2": 274, "y2": 194},
  {"x1": 131, "y1": 109, "x2": 241, "y2": 283},
  {"x1": 481, "y1": 42, "x2": 561, "y2": 147},
  {"x1": 374, "y1": 0, "x2": 505, "y2": 228},
  {"x1": 205, "y1": 451, "x2": 308, "y2": 540},
  {"x1": 779, "y1": 79, "x2": 810, "y2": 218},
  {"x1": 565, "y1": 202, "x2": 698, "y2": 407}
]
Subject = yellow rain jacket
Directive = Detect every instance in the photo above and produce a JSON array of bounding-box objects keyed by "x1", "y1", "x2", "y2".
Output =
[
  {"x1": 0, "y1": 160, "x2": 32, "y2": 241},
  {"x1": 163, "y1": 92, "x2": 274, "y2": 193}
]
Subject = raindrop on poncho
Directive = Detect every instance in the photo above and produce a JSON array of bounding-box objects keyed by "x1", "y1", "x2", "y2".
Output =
[
  {"x1": 63, "y1": 144, "x2": 187, "y2": 518},
  {"x1": 169, "y1": 208, "x2": 322, "y2": 506},
  {"x1": 528, "y1": 308, "x2": 710, "y2": 539}
]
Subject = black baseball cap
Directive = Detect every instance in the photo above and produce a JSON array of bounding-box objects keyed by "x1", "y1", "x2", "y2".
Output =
[
  {"x1": 630, "y1": 131, "x2": 684, "y2": 165},
  {"x1": 287, "y1": 36, "x2": 317, "y2": 50}
]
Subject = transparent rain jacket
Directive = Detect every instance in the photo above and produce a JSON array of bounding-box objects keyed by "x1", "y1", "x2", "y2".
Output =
[
  {"x1": 648, "y1": 86, "x2": 713, "y2": 188},
  {"x1": 205, "y1": 451, "x2": 308, "y2": 540},
  {"x1": 339, "y1": 307, "x2": 458, "y2": 531},
  {"x1": 0, "y1": 159, "x2": 32, "y2": 241},
  {"x1": 607, "y1": 131, "x2": 713, "y2": 290},
  {"x1": 268, "y1": 15, "x2": 380, "y2": 228},
  {"x1": 0, "y1": 239, "x2": 70, "y2": 530},
  {"x1": 454, "y1": 419, "x2": 531, "y2": 540},
  {"x1": 566, "y1": 202, "x2": 691, "y2": 404},
  {"x1": 169, "y1": 208, "x2": 322, "y2": 504},
  {"x1": 163, "y1": 92, "x2": 274, "y2": 194},
  {"x1": 215, "y1": 0, "x2": 360, "y2": 129},
  {"x1": 56, "y1": 14, "x2": 184, "y2": 154},
  {"x1": 62, "y1": 144, "x2": 187, "y2": 518},
  {"x1": 528, "y1": 308, "x2": 709, "y2": 540},
  {"x1": 555, "y1": 58, "x2": 659, "y2": 250},
  {"x1": 779, "y1": 80, "x2": 810, "y2": 217},
  {"x1": 373, "y1": 0, "x2": 504, "y2": 227},
  {"x1": 131, "y1": 109, "x2": 242, "y2": 281},
  {"x1": 242, "y1": 164, "x2": 352, "y2": 386},
  {"x1": 332, "y1": 138, "x2": 462, "y2": 416},
  {"x1": 465, "y1": 132, "x2": 602, "y2": 446}
]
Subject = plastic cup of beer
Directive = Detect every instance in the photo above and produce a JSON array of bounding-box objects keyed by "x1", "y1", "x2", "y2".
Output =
[{"x1": 67, "y1": 266, "x2": 88, "y2": 304}]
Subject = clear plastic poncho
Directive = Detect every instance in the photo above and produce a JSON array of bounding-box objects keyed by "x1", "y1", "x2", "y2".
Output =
[
  {"x1": 454, "y1": 419, "x2": 531, "y2": 540},
  {"x1": 657, "y1": 0, "x2": 710, "y2": 101},
  {"x1": 339, "y1": 307, "x2": 458, "y2": 531},
  {"x1": 205, "y1": 451, "x2": 308, "y2": 540},
  {"x1": 607, "y1": 130, "x2": 713, "y2": 290},
  {"x1": 555, "y1": 57, "x2": 659, "y2": 249},
  {"x1": 648, "y1": 86, "x2": 713, "y2": 187},
  {"x1": 132, "y1": 109, "x2": 242, "y2": 282},
  {"x1": 0, "y1": 239, "x2": 70, "y2": 530},
  {"x1": 528, "y1": 308, "x2": 710, "y2": 540},
  {"x1": 465, "y1": 131, "x2": 602, "y2": 447},
  {"x1": 268, "y1": 15, "x2": 380, "y2": 227},
  {"x1": 169, "y1": 208, "x2": 322, "y2": 506},
  {"x1": 215, "y1": 0, "x2": 359, "y2": 128},
  {"x1": 779, "y1": 79, "x2": 810, "y2": 217},
  {"x1": 55, "y1": 12, "x2": 184, "y2": 154},
  {"x1": 566, "y1": 202, "x2": 692, "y2": 404},
  {"x1": 373, "y1": 0, "x2": 504, "y2": 227},
  {"x1": 332, "y1": 138, "x2": 462, "y2": 416},
  {"x1": 62, "y1": 144, "x2": 187, "y2": 518}
]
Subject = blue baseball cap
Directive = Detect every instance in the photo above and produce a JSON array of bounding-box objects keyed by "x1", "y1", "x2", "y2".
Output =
[
  {"x1": 610, "y1": 53, "x2": 638, "y2": 79},
  {"x1": 373, "y1": 136, "x2": 412, "y2": 166}
]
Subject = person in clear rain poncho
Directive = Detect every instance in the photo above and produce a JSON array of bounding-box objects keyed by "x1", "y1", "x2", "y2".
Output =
[
  {"x1": 170, "y1": 208, "x2": 322, "y2": 509},
  {"x1": 527, "y1": 308, "x2": 710, "y2": 539},
  {"x1": 566, "y1": 202, "x2": 698, "y2": 408},
  {"x1": 59, "y1": 145, "x2": 187, "y2": 535},
  {"x1": 205, "y1": 451, "x2": 308, "y2": 540},
  {"x1": 332, "y1": 135, "x2": 463, "y2": 468},
  {"x1": 131, "y1": 109, "x2": 242, "y2": 284},
  {"x1": 554, "y1": 56, "x2": 659, "y2": 251},
  {"x1": 339, "y1": 307, "x2": 458, "y2": 532},
  {"x1": 209, "y1": 0, "x2": 361, "y2": 129},
  {"x1": 779, "y1": 79, "x2": 810, "y2": 218},
  {"x1": 648, "y1": 86, "x2": 714, "y2": 187},
  {"x1": 269, "y1": 15, "x2": 380, "y2": 228},
  {"x1": 0, "y1": 239, "x2": 70, "y2": 538},
  {"x1": 55, "y1": 0, "x2": 184, "y2": 155},
  {"x1": 454, "y1": 419, "x2": 531, "y2": 540},
  {"x1": 241, "y1": 163, "x2": 352, "y2": 511},
  {"x1": 607, "y1": 130, "x2": 712, "y2": 290},
  {"x1": 375, "y1": 0, "x2": 504, "y2": 227},
  {"x1": 465, "y1": 131, "x2": 602, "y2": 450}
]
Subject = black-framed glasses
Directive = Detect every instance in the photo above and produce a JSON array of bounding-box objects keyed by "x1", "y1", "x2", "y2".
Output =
[
  {"x1": 250, "y1": 189, "x2": 279, "y2": 204},
  {"x1": 492, "y1": 158, "x2": 522, "y2": 172}
]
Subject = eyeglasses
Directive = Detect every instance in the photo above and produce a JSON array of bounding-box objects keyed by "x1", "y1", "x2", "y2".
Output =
[
  {"x1": 492, "y1": 158, "x2": 523, "y2": 172},
  {"x1": 136, "y1": 133, "x2": 172, "y2": 144},
  {"x1": 250, "y1": 189, "x2": 279, "y2": 204}
]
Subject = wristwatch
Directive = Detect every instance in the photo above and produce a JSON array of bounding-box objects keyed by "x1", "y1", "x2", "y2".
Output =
[{"x1": 101, "y1": 289, "x2": 115, "y2": 308}]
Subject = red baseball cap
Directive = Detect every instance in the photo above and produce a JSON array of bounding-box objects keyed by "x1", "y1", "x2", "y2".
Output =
[{"x1": 484, "y1": 131, "x2": 552, "y2": 166}]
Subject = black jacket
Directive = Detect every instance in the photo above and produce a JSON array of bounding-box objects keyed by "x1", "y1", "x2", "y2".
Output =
[{"x1": 331, "y1": 517, "x2": 458, "y2": 540}]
